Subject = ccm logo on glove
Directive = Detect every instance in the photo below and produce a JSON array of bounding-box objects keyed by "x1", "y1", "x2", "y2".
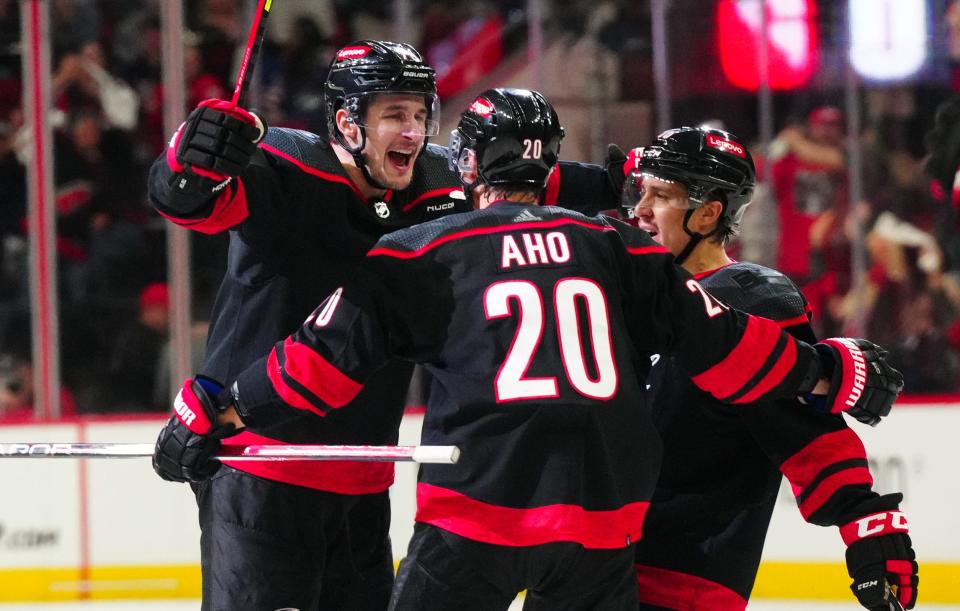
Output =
[{"x1": 841, "y1": 511, "x2": 909, "y2": 544}]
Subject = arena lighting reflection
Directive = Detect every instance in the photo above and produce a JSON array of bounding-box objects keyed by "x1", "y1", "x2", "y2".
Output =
[
  {"x1": 849, "y1": 0, "x2": 928, "y2": 81},
  {"x1": 716, "y1": 0, "x2": 818, "y2": 91}
]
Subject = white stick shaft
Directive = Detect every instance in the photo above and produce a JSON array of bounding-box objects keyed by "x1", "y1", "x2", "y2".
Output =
[{"x1": 0, "y1": 443, "x2": 459, "y2": 464}]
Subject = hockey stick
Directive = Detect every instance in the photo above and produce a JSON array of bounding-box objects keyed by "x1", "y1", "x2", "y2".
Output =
[
  {"x1": 232, "y1": 0, "x2": 273, "y2": 107},
  {"x1": 0, "y1": 443, "x2": 460, "y2": 464},
  {"x1": 885, "y1": 583, "x2": 905, "y2": 611}
]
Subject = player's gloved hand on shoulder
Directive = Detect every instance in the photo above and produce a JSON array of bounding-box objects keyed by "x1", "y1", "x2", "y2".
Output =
[
  {"x1": 811, "y1": 338, "x2": 904, "y2": 426},
  {"x1": 840, "y1": 493, "x2": 918, "y2": 610},
  {"x1": 153, "y1": 375, "x2": 238, "y2": 483},
  {"x1": 604, "y1": 144, "x2": 643, "y2": 219},
  {"x1": 166, "y1": 98, "x2": 267, "y2": 197},
  {"x1": 605, "y1": 144, "x2": 644, "y2": 191}
]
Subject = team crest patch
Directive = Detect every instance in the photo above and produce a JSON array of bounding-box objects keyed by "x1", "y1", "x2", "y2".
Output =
[{"x1": 373, "y1": 201, "x2": 391, "y2": 218}]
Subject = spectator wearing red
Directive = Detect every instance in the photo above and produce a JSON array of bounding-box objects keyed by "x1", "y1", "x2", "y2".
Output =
[
  {"x1": 100, "y1": 282, "x2": 170, "y2": 412},
  {"x1": 0, "y1": 351, "x2": 77, "y2": 421},
  {"x1": 770, "y1": 106, "x2": 849, "y2": 285}
]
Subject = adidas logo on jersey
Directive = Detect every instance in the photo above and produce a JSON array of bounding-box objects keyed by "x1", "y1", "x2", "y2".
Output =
[{"x1": 512, "y1": 209, "x2": 540, "y2": 223}]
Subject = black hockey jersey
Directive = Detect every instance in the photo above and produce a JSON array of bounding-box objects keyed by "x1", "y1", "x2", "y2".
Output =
[
  {"x1": 634, "y1": 262, "x2": 881, "y2": 610},
  {"x1": 148, "y1": 128, "x2": 616, "y2": 493},
  {"x1": 232, "y1": 205, "x2": 826, "y2": 549}
]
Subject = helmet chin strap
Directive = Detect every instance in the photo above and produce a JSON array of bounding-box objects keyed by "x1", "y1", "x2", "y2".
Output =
[
  {"x1": 334, "y1": 116, "x2": 390, "y2": 192},
  {"x1": 675, "y1": 207, "x2": 720, "y2": 266}
]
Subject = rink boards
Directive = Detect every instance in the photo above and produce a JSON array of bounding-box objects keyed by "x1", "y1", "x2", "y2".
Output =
[{"x1": 0, "y1": 404, "x2": 956, "y2": 603}]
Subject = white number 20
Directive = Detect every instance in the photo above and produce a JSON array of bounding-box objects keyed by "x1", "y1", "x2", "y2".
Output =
[
  {"x1": 522, "y1": 138, "x2": 543, "y2": 159},
  {"x1": 484, "y1": 278, "x2": 618, "y2": 402}
]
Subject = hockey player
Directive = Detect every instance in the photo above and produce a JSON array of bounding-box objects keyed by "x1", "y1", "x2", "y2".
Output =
[
  {"x1": 148, "y1": 42, "x2": 621, "y2": 610},
  {"x1": 171, "y1": 89, "x2": 902, "y2": 610},
  {"x1": 624, "y1": 127, "x2": 918, "y2": 611}
]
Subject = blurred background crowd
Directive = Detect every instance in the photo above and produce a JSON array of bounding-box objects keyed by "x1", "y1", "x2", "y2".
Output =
[{"x1": 2, "y1": 0, "x2": 960, "y2": 419}]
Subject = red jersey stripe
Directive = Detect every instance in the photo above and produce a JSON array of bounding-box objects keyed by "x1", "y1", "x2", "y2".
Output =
[
  {"x1": 261, "y1": 143, "x2": 366, "y2": 201},
  {"x1": 776, "y1": 312, "x2": 812, "y2": 328},
  {"x1": 221, "y1": 429, "x2": 395, "y2": 494},
  {"x1": 627, "y1": 245, "x2": 671, "y2": 255},
  {"x1": 279, "y1": 337, "x2": 363, "y2": 409},
  {"x1": 798, "y1": 467, "x2": 874, "y2": 520},
  {"x1": 780, "y1": 428, "x2": 868, "y2": 491},
  {"x1": 691, "y1": 315, "x2": 781, "y2": 399},
  {"x1": 368, "y1": 217, "x2": 619, "y2": 259},
  {"x1": 402, "y1": 187, "x2": 462, "y2": 212},
  {"x1": 635, "y1": 564, "x2": 747, "y2": 611},
  {"x1": 266, "y1": 348, "x2": 323, "y2": 415},
  {"x1": 734, "y1": 335, "x2": 797, "y2": 404},
  {"x1": 415, "y1": 483, "x2": 648, "y2": 549}
]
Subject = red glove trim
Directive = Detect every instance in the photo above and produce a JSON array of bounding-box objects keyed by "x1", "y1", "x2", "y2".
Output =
[
  {"x1": 166, "y1": 122, "x2": 186, "y2": 173},
  {"x1": 173, "y1": 379, "x2": 214, "y2": 435},
  {"x1": 820, "y1": 337, "x2": 868, "y2": 413},
  {"x1": 839, "y1": 510, "x2": 909, "y2": 545},
  {"x1": 197, "y1": 98, "x2": 258, "y2": 126},
  {"x1": 624, "y1": 147, "x2": 642, "y2": 176}
]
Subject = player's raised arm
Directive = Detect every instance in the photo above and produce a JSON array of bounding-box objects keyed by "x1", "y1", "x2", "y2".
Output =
[
  {"x1": 148, "y1": 98, "x2": 268, "y2": 234},
  {"x1": 612, "y1": 217, "x2": 903, "y2": 425}
]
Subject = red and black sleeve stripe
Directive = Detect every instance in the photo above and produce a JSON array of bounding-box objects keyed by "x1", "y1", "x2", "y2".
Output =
[{"x1": 779, "y1": 428, "x2": 875, "y2": 524}]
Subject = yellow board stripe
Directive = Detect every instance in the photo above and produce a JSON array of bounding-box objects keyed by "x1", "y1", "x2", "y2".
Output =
[
  {"x1": 0, "y1": 562, "x2": 955, "y2": 603},
  {"x1": 754, "y1": 561, "x2": 957, "y2": 603},
  {"x1": 0, "y1": 566, "x2": 201, "y2": 602}
]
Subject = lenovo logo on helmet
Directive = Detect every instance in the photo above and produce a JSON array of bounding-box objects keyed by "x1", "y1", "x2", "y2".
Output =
[
  {"x1": 706, "y1": 134, "x2": 746, "y2": 158},
  {"x1": 469, "y1": 97, "x2": 495, "y2": 117},
  {"x1": 336, "y1": 46, "x2": 371, "y2": 61}
]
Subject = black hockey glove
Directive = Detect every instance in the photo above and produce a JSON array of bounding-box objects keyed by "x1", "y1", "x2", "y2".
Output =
[
  {"x1": 812, "y1": 338, "x2": 903, "y2": 426},
  {"x1": 923, "y1": 94, "x2": 960, "y2": 196},
  {"x1": 153, "y1": 375, "x2": 237, "y2": 483},
  {"x1": 166, "y1": 98, "x2": 266, "y2": 198},
  {"x1": 840, "y1": 493, "x2": 918, "y2": 611},
  {"x1": 604, "y1": 144, "x2": 644, "y2": 214}
]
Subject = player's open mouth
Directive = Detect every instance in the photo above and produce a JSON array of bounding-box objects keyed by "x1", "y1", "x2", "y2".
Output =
[{"x1": 387, "y1": 151, "x2": 413, "y2": 171}]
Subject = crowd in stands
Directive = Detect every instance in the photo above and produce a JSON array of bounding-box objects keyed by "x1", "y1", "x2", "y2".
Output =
[{"x1": 0, "y1": 0, "x2": 959, "y2": 421}]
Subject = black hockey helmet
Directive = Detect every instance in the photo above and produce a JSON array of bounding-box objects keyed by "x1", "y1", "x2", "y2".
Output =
[
  {"x1": 448, "y1": 88, "x2": 564, "y2": 192},
  {"x1": 624, "y1": 126, "x2": 756, "y2": 263},
  {"x1": 324, "y1": 41, "x2": 439, "y2": 186},
  {"x1": 625, "y1": 126, "x2": 756, "y2": 224}
]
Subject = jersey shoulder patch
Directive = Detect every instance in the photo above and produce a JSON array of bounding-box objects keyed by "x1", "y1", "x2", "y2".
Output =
[
  {"x1": 701, "y1": 262, "x2": 809, "y2": 323},
  {"x1": 260, "y1": 128, "x2": 346, "y2": 177}
]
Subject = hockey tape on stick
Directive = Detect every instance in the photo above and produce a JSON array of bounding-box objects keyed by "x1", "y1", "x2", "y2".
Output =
[
  {"x1": 886, "y1": 583, "x2": 905, "y2": 611},
  {"x1": 0, "y1": 443, "x2": 460, "y2": 464},
  {"x1": 232, "y1": 0, "x2": 272, "y2": 108}
]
